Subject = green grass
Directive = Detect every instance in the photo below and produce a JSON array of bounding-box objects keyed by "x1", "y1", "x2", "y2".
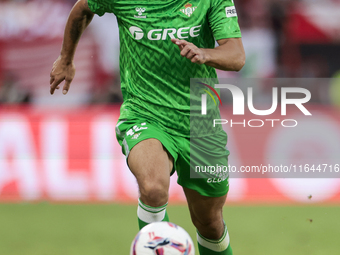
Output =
[{"x1": 0, "y1": 203, "x2": 339, "y2": 255}]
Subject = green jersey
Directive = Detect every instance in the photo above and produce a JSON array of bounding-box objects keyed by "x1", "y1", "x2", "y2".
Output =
[{"x1": 88, "y1": 0, "x2": 241, "y2": 137}]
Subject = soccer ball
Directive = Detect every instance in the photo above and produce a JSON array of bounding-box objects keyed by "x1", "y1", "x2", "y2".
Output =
[{"x1": 130, "y1": 222, "x2": 195, "y2": 255}]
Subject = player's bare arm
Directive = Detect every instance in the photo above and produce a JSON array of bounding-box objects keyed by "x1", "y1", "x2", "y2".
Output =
[
  {"x1": 171, "y1": 37, "x2": 245, "y2": 72},
  {"x1": 49, "y1": 0, "x2": 94, "y2": 95}
]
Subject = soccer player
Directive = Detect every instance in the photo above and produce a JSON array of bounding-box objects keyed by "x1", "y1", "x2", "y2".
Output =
[{"x1": 49, "y1": 0, "x2": 245, "y2": 254}]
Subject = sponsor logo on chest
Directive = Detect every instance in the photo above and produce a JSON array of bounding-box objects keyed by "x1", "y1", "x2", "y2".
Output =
[{"x1": 129, "y1": 25, "x2": 202, "y2": 41}]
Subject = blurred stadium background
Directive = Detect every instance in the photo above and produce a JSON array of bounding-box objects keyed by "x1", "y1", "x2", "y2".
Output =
[{"x1": 0, "y1": 0, "x2": 340, "y2": 254}]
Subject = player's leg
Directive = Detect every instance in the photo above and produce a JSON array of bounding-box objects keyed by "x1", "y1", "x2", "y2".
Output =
[
  {"x1": 128, "y1": 138, "x2": 174, "y2": 229},
  {"x1": 183, "y1": 187, "x2": 232, "y2": 255},
  {"x1": 174, "y1": 128, "x2": 232, "y2": 254}
]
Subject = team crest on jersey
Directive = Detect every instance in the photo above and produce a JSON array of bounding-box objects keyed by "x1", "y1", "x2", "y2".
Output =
[{"x1": 180, "y1": 3, "x2": 197, "y2": 17}]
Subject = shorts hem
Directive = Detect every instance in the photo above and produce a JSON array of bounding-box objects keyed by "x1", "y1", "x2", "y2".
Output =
[{"x1": 177, "y1": 180, "x2": 229, "y2": 198}]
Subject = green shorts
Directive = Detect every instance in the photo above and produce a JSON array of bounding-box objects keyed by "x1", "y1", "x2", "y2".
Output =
[{"x1": 115, "y1": 117, "x2": 230, "y2": 197}]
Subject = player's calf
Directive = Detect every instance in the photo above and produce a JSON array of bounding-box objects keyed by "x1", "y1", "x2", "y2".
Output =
[
  {"x1": 184, "y1": 188, "x2": 233, "y2": 255},
  {"x1": 191, "y1": 215, "x2": 224, "y2": 240},
  {"x1": 194, "y1": 216, "x2": 233, "y2": 255}
]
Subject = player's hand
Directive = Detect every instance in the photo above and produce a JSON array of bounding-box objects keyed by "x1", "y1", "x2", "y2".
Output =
[
  {"x1": 49, "y1": 56, "x2": 75, "y2": 95},
  {"x1": 171, "y1": 38, "x2": 208, "y2": 64}
]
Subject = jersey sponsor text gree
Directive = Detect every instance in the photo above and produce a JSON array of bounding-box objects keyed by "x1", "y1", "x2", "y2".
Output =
[{"x1": 129, "y1": 25, "x2": 201, "y2": 40}]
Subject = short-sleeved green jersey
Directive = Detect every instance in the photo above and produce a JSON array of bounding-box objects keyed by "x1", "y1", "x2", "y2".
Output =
[{"x1": 88, "y1": 0, "x2": 241, "y2": 137}]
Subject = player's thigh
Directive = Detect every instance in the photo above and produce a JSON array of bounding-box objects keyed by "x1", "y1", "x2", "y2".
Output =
[
  {"x1": 116, "y1": 119, "x2": 176, "y2": 189},
  {"x1": 128, "y1": 138, "x2": 173, "y2": 189}
]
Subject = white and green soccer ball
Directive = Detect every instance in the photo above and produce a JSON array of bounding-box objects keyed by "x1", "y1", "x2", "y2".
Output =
[{"x1": 130, "y1": 222, "x2": 195, "y2": 255}]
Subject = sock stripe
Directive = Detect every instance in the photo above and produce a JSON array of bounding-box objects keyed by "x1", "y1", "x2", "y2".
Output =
[
  {"x1": 138, "y1": 199, "x2": 168, "y2": 213},
  {"x1": 197, "y1": 226, "x2": 228, "y2": 244},
  {"x1": 197, "y1": 226, "x2": 230, "y2": 252},
  {"x1": 140, "y1": 206, "x2": 166, "y2": 214},
  {"x1": 137, "y1": 199, "x2": 168, "y2": 224}
]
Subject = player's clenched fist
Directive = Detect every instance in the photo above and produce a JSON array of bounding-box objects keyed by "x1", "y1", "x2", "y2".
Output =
[
  {"x1": 49, "y1": 56, "x2": 75, "y2": 95},
  {"x1": 171, "y1": 38, "x2": 209, "y2": 65}
]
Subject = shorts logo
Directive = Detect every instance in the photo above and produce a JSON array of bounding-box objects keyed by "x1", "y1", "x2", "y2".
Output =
[
  {"x1": 129, "y1": 26, "x2": 144, "y2": 40},
  {"x1": 180, "y1": 3, "x2": 197, "y2": 17},
  {"x1": 225, "y1": 6, "x2": 237, "y2": 18},
  {"x1": 132, "y1": 133, "x2": 141, "y2": 140},
  {"x1": 127, "y1": 123, "x2": 148, "y2": 137},
  {"x1": 135, "y1": 7, "x2": 146, "y2": 18}
]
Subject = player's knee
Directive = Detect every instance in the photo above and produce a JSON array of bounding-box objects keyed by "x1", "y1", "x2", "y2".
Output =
[{"x1": 139, "y1": 182, "x2": 169, "y2": 207}]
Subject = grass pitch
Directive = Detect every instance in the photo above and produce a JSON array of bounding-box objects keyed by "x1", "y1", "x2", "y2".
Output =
[{"x1": 0, "y1": 203, "x2": 339, "y2": 255}]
